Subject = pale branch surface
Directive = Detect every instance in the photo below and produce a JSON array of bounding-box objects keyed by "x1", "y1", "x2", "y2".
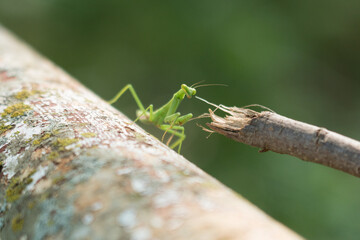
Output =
[
  {"x1": 206, "y1": 105, "x2": 360, "y2": 178},
  {"x1": 0, "y1": 26, "x2": 303, "y2": 239}
]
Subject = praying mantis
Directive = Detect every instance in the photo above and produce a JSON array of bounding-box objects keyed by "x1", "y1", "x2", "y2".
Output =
[{"x1": 108, "y1": 83, "x2": 199, "y2": 153}]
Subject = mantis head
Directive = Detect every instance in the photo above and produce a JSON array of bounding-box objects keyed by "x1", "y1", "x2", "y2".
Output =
[{"x1": 181, "y1": 84, "x2": 197, "y2": 99}]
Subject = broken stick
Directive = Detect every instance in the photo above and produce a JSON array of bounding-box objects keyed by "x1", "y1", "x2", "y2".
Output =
[{"x1": 205, "y1": 104, "x2": 360, "y2": 178}]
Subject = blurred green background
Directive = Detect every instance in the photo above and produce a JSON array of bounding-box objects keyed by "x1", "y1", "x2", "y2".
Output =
[{"x1": 1, "y1": 1, "x2": 360, "y2": 239}]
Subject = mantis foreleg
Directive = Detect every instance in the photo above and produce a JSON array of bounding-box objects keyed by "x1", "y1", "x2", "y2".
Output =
[
  {"x1": 162, "y1": 113, "x2": 192, "y2": 141},
  {"x1": 173, "y1": 113, "x2": 193, "y2": 125}
]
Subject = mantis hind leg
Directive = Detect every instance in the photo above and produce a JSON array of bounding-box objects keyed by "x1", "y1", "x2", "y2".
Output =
[
  {"x1": 135, "y1": 104, "x2": 153, "y2": 123},
  {"x1": 164, "y1": 113, "x2": 193, "y2": 125},
  {"x1": 159, "y1": 125, "x2": 185, "y2": 153},
  {"x1": 108, "y1": 84, "x2": 146, "y2": 112}
]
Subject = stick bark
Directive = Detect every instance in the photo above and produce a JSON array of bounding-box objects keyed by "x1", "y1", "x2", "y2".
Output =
[
  {"x1": 206, "y1": 105, "x2": 360, "y2": 178},
  {"x1": 0, "y1": 26, "x2": 303, "y2": 239}
]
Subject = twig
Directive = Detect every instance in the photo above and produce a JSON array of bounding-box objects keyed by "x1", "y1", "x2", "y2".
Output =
[{"x1": 206, "y1": 105, "x2": 360, "y2": 178}]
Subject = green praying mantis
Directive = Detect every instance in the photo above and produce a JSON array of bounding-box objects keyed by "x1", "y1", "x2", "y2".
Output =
[{"x1": 109, "y1": 83, "x2": 202, "y2": 153}]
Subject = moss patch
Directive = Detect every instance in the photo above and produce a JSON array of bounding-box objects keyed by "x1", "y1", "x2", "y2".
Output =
[
  {"x1": 1, "y1": 103, "x2": 32, "y2": 118},
  {"x1": 0, "y1": 122, "x2": 14, "y2": 134},
  {"x1": 15, "y1": 90, "x2": 32, "y2": 100},
  {"x1": 28, "y1": 200, "x2": 36, "y2": 209},
  {"x1": 81, "y1": 132, "x2": 96, "y2": 138},
  {"x1": 33, "y1": 133, "x2": 51, "y2": 146},
  {"x1": 52, "y1": 129, "x2": 60, "y2": 135},
  {"x1": 48, "y1": 151, "x2": 59, "y2": 160},
  {"x1": 14, "y1": 89, "x2": 41, "y2": 100},
  {"x1": 6, "y1": 175, "x2": 33, "y2": 202},
  {"x1": 52, "y1": 175, "x2": 65, "y2": 184},
  {"x1": 11, "y1": 214, "x2": 24, "y2": 232},
  {"x1": 53, "y1": 138, "x2": 79, "y2": 151}
]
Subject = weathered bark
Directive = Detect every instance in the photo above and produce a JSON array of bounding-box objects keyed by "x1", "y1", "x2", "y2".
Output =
[
  {"x1": 0, "y1": 25, "x2": 302, "y2": 240},
  {"x1": 206, "y1": 104, "x2": 360, "y2": 178}
]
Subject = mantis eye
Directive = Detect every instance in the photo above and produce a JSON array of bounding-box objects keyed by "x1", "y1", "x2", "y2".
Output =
[{"x1": 181, "y1": 84, "x2": 196, "y2": 98}]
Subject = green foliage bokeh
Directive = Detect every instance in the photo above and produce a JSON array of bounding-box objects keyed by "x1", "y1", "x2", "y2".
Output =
[{"x1": 1, "y1": 1, "x2": 360, "y2": 239}]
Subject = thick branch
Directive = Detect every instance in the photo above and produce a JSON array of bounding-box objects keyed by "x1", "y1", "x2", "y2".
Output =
[
  {"x1": 0, "y1": 26, "x2": 302, "y2": 239},
  {"x1": 206, "y1": 105, "x2": 360, "y2": 178}
]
